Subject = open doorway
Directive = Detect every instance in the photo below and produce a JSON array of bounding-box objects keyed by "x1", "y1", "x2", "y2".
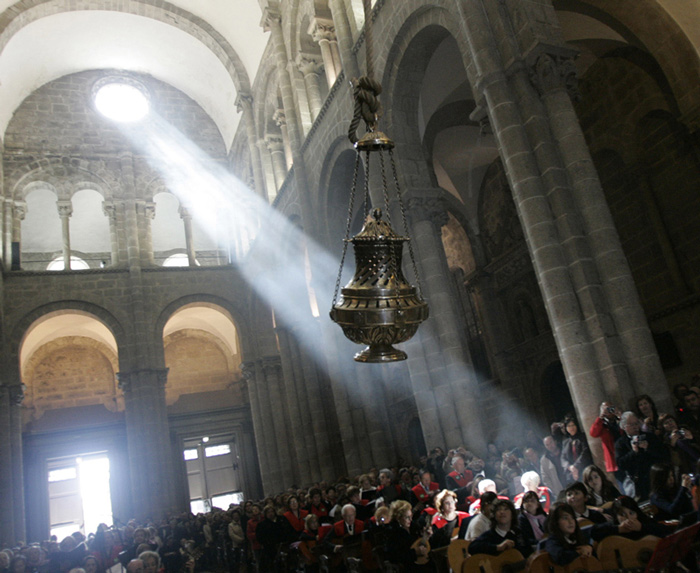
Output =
[{"x1": 48, "y1": 452, "x2": 113, "y2": 538}]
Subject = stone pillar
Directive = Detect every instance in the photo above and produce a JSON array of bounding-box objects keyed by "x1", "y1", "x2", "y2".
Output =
[
  {"x1": 240, "y1": 362, "x2": 273, "y2": 494},
  {"x1": 178, "y1": 205, "x2": 197, "y2": 267},
  {"x1": 235, "y1": 93, "x2": 267, "y2": 200},
  {"x1": 102, "y1": 202, "x2": 120, "y2": 267},
  {"x1": 56, "y1": 200, "x2": 73, "y2": 270},
  {"x1": 265, "y1": 134, "x2": 287, "y2": 190},
  {"x1": 144, "y1": 202, "x2": 156, "y2": 265},
  {"x1": 256, "y1": 139, "x2": 277, "y2": 203},
  {"x1": 3, "y1": 199, "x2": 13, "y2": 264},
  {"x1": 297, "y1": 55, "x2": 324, "y2": 122},
  {"x1": 529, "y1": 49, "x2": 670, "y2": 410},
  {"x1": 404, "y1": 189, "x2": 486, "y2": 453},
  {"x1": 120, "y1": 152, "x2": 142, "y2": 270},
  {"x1": 118, "y1": 369, "x2": 177, "y2": 520},
  {"x1": 310, "y1": 18, "x2": 339, "y2": 89},
  {"x1": 272, "y1": 110, "x2": 293, "y2": 169},
  {"x1": 9, "y1": 385, "x2": 25, "y2": 542},
  {"x1": 328, "y1": 0, "x2": 361, "y2": 80}
]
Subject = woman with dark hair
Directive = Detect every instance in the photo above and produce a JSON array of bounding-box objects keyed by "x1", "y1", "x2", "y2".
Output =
[
  {"x1": 635, "y1": 394, "x2": 662, "y2": 437},
  {"x1": 582, "y1": 465, "x2": 621, "y2": 507},
  {"x1": 469, "y1": 499, "x2": 531, "y2": 558},
  {"x1": 649, "y1": 463, "x2": 694, "y2": 521},
  {"x1": 282, "y1": 495, "x2": 308, "y2": 538},
  {"x1": 561, "y1": 416, "x2": 593, "y2": 483},
  {"x1": 544, "y1": 504, "x2": 593, "y2": 566},
  {"x1": 591, "y1": 496, "x2": 672, "y2": 541},
  {"x1": 517, "y1": 491, "x2": 547, "y2": 549}
]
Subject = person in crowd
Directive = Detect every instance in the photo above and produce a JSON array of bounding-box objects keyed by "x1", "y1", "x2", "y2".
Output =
[
  {"x1": 544, "y1": 504, "x2": 593, "y2": 566},
  {"x1": 425, "y1": 448, "x2": 447, "y2": 488},
  {"x1": 411, "y1": 469, "x2": 439, "y2": 509},
  {"x1": 345, "y1": 486, "x2": 373, "y2": 521},
  {"x1": 125, "y1": 560, "x2": 143, "y2": 573},
  {"x1": 430, "y1": 490, "x2": 469, "y2": 548},
  {"x1": 464, "y1": 492, "x2": 497, "y2": 541},
  {"x1": 358, "y1": 474, "x2": 377, "y2": 502},
  {"x1": 658, "y1": 413, "x2": 700, "y2": 473},
  {"x1": 513, "y1": 471, "x2": 553, "y2": 512},
  {"x1": 649, "y1": 463, "x2": 695, "y2": 521},
  {"x1": 227, "y1": 509, "x2": 245, "y2": 573},
  {"x1": 245, "y1": 503, "x2": 262, "y2": 571},
  {"x1": 376, "y1": 469, "x2": 403, "y2": 505},
  {"x1": 468, "y1": 457, "x2": 487, "y2": 482},
  {"x1": 565, "y1": 482, "x2": 607, "y2": 524},
  {"x1": 679, "y1": 390, "x2": 700, "y2": 435},
  {"x1": 467, "y1": 479, "x2": 508, "y2": 515},
  {"x1": 672, "y1": 383, "x2": 689, "y2": 414},
  {"x1": 517, "y1": 491, "x2": 547, "y2": 549},
  {"x1": 282, "y1": 494, "x2": 308, "y2": 538},
  {"x1": 307, "y1": 487, "x2": 332, "y2": 524},
  {"x1": 521, "y1": 448, "x2": 540, "y2": 476},
  {"x1": 0, "y1": 552, "x2": 9, "y2": 573},
  {"x1": 469, "y1": 499, "x2": 531, "y2": 558},
  {"x1": 582, "y1": 465, "x2": 620, "y2": 507},
  {"x1": 385, "y1": 500, "x2": 414, "y2": 567},
  {"x1": 635, "y1": 394, "x2": 662, "y2": 437},
  {"x1": 561, "y1": 415, "x2": 593, "y2": 483},
  {"x1": 590, "y1": 496, "x2": 671, "y2": 541},
  {"x1": 255, "y1": 505, "x2": 285, "y2": 571},
  {"x1": 616, "y1": 411, "x2": 668, "y2": 500},
  {"x1": 540, "y1": 436, "x2": 566, "y2": 497},
  {"x1": 499, "y1": 449, "x2": 524, "y2": 497},
  {"x1": 323, "y1": 504, "x2": 364, "y2": 555},
  {"x1": 444, "y1": 455, "x2": 473, "y2": 492},
  {"x1": 589, "y1": 401, "x2": 622, "y2": 478},
  {"x1": 82, "y1": 556, "x2": 99, "y2": 573},
  {"x1": 137, "y1": 551, "x2": 159, "y2": 573},
  {"x1": 9, "y1": 557, "x2": 26, "y2": 573}
]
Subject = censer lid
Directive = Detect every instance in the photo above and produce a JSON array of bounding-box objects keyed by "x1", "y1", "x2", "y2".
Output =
[{"x1": 352, "y1": 208, "x2": 405, "y2": 243}]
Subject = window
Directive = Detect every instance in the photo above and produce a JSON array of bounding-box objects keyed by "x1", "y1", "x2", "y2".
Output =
[
  {"x1": 94, "y1": 82, "x2": 149, "y2": 123},
  {"x1": 47, "y1": 256, "x2": 90, "y2": 271},
  {"x1": 48, "y1": 467, "x2": 77, "y2": 482},
  {"x1": 183, "y1": 449, "x2": 198, "y2": 461},
  {"x1": 204, "y1": 444, "x2": 231, "y2": 457}
]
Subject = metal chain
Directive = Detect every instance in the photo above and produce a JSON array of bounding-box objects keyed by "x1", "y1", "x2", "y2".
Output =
[
  {"x1": 332, "y1": 150, "x2": 362, "y2": 308},
  {"x1": 363, "y1": 0, "x2": 374, "y2": 81},
  {"x1": 389, "y1": 147, "x2": 424, "y2": 299},
  {"x1": 363, "y1": 150, "x2": 371, "y2": 220},
  {"x1": 379, "y1": 148, "x2": 392, "y2": 227}
]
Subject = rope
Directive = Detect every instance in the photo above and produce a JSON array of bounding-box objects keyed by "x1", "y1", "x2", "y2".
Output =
[{"x1": 348, "y1": 0, "x2": 383, "y2": 144}]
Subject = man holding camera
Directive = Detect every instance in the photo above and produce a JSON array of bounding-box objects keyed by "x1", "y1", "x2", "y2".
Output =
[
  {"x1": 590, "y1": 401, "x2": 622, "y2": 477},
  {"x1": 615, "y1": 411, "x2": 667, "y2": 500}
]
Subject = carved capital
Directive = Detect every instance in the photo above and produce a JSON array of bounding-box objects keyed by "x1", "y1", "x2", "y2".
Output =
[
  {"x1": 529, "y1": 52, "x2": 579, "y2": 101},
  {"x1": 261, "y1": 8, "x2": 281, "y2": 33},
  {"x1": 144, "y1": 201, "x2": 156, "y2": 220},
  {"x1": 262, "y1": 356, "x2": 281, "y2": 376},
  {"x1": 406, "y1": 193, "x2": 449, "y2": 228},
  {"x1": 14, "y1": 201, "x2": 27, "y2": 221},
  {"x1": 240, "y1": 361, "x2": 256, "y2": 383},
  {"x1": 297, "y1": 54, "x2": 323, "y2": 76},
  {"x1": 310, "y1": 18, "x2": 336, "y2": 43},
  {"x1": 272, "y1": 109, "x2": 286, "y2": 128},
  {"x1": 102, "y1": 201, "x2": 117, "y2": 220},
  {"x1": 57, "y1": 200, "x2": 73, "y2": 218},
  {"x1": 235, "y1": 92, "x2": 253, "y2": 114},
  {"x1": 265, "y1": 134, "x2": 285, "y2": 152},
  {"x1": 9, "y1": 384, "x2": 25, "y2": 405},
  {"x1": 178, "y1": 204, "x2": 192, "y2": 219}
]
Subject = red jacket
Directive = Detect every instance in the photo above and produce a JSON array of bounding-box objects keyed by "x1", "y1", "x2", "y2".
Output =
[
  {"x1": 590, "y1": 416, "x2": 620, "y2": 472},
  {"x1": 411, "y1": 482, "x2": 439, "y2": 504},
  {"x1": 431, "y1": 511, "x2": 469, "y2": 529},
  {"x1": 283, "y1": 509, "x2": 309, "y2": 532},
  {"x1": 446, "y1": 470, "x2": 473, "y2": 489}
]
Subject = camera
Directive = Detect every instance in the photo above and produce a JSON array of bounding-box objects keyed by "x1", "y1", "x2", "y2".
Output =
[
  {"x1": 607, "y1": 406, "x2": 616, "y2": 413},
  {"x1": 679, "y1": 429, "x2": 686, "y2": 438}
]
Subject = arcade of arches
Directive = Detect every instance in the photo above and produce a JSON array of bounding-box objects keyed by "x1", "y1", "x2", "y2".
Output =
[{"x1": 0, "y1": 0, "x2": 699, "y2": 545}]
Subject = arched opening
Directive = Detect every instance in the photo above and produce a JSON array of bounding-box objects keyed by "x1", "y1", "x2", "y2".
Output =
[{"x1": 541, "y1": 361, "x2": 576, "y2": 424}]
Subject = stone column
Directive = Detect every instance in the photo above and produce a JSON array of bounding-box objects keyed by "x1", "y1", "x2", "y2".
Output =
[
  {"x1": 102, "y1": 202, "x2": 120, "y2": 266},
  {"x1": 256, "y1": 139, "x2": 277, "y2": 203},
  {"x1": 297, "y1": 55, "x2": 324, "y2": 122},
  {"x1": 404, "y1": 189, "x2": 486, "y2": 453},
  {"x1": 11, "y1": 203, "x2": 25, "y2": 269},
  {"x1": 3, "y1": 199, "x2": 13, "y2": 264},
  {"x1": 265, "y1": 134, "x2": 287, "y2": 190},
  {"x1": 178, "y1": 205, "x2": 197, "y2": 267},
  {"x1": 9, "y1": 385, "x2": 25, "y2": 542},
  {"x1": 118, "y1": 369, "x2": 177, "y2": 520},
  {"x1": 144, "y1": 202, "x2": 156, "y2": 265},
  {"x1": 240, "y1": 362, "x2": 273, "y2": 494},
  {"x1": 272, "y1": 110, "x2": 293, "y2": 169},
  {"x1": 529, "y1": 49, "x2": 670, "y2": 410},
  {"x1": 0, "y1": 384, "x2": 22, "y2": 546},
  {"x1": 252, "y1": 359, "x2": 284, "y2": 490},
  {"x1": 310, "y1": 18, "x2": 339, "y2": 89},
  {"x1": 235, "y1": 93, "x2": 267, "y2": 200},
  {"x1": 56, "y1": 201, "x2": 73, "y2": 270},
  {"x1": 120, "y1": 152, "x2": 142, "y2": 270},
  {"x1": 328, "y1": 0, "x2": 361, "y2": 80}
]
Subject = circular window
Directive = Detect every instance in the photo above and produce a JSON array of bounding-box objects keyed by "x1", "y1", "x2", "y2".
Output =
[{"x1": 94, "y1": 82, "x2": 150, "y2": 122}]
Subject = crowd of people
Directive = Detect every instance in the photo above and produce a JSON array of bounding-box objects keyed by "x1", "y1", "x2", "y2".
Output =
[{"x1": 3, "y1": 383, "x2": 700, "y2": 572}]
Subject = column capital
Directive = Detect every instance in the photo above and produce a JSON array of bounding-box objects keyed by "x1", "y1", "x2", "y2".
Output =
[
  {"x1": 240, "y1": 361, "x2": 257, "y2": 382},
  {"x1": 8, "y1": 384, "x2": 25, "y2": 405},
  {"x1": 56, "y1": 200, "x2": 73, "y2": 218},
  {"x1": 14, "y1": 201, "x2": 27, "y2": 221},
  {"x1": 261, "y1": 7, "x2": 281, "y2": 32},
  {"x1": 296, "y1": 53, "x2": 324, "y2": 76},
  {"x1": 178, "y1": 204, "x2": 192, "y2": 220},
  {"x1": 528, "y1": 47, "x2": 580, "y2": 101},
  {"x1": 272, "y1": 109, "x2": 286, "y2": 128},
  {"x1": 265, "y1": 134, "x2": 285, "y2": 152},
  {"x1": 404, "y1": 189, "x2": 449, "y2": 228},
  {"x1": 309, "y1": 17, "x2": 336, "y2": 43},
  {"x1": 117, "y1": 368, "x2": 169, "y2": 392},
  {"x1": 235, "y1": 92, "x2": 254, "y2": 114},
  {"x1": 144, "y1": 201, "x2": 156, "y2": 220},
  {"x1": 102, "y1": 201, "x2": 117, "y2": 220}
]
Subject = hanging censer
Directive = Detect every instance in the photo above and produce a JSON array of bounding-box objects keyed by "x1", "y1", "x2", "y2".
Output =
[{"x1": 329, "y1": 0, "x2": 428, "y2": 362}]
